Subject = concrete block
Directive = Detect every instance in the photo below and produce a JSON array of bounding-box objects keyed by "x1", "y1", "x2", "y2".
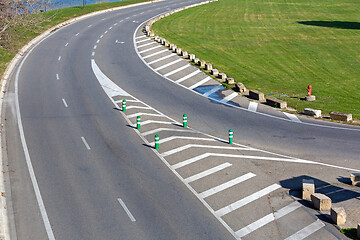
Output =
[
  {"x1": 176, "y1": 48, "x2": 182, "y2": 55},
  {"x1": 145, "y1": 25, "x2": 150, "y2": 32},
  {"x1": 266, "y1": 97, "x2": 287, "y2": 109},
  {"x1": 148, "y1": 31, "x2": 155, "y2": 37},
  {"x1": 199, "y1": 60, "x2": 206, "y2": 68},
  {"x1": 161, "y1": 39, "x2": 166, "y2": 45},
  {"x1": 235, "y1": 83, "x2": 247, "y2": 93},
  {"x1": 226, "y1": 78, "x2": 235, "y2": 85},
  {"x1": 211, "y1": 69, "x2": 219, "y2": 77},
  {"x1": 249, "y1": 90, "x2": 264, "y2": 101},
  {"x1": 304, "y1": 108, "x2": 321, "y2": 118},
  {"x1": 331, "y1": 207, "x2": 346, "y2": 225},
  {"x1": 169, "y1": 44, "x2": 174, "y2": 50},
  {"x1": 165, "y1": 41, "x2": 170, "y2": 47},
  {"x1": 330, "y1": 112, "x2": 352, "y2": 122},
  {"x1": 172, "y1": 45, "x2": 177, "y2": 52},
  {"x1": 218, "y1": 73, "x2": 227, "y2": 81},
  {"x1": 205, "y1": 63, "x2": 212, "y2": 71},
  {"x1": 305, "y1": 95, "x2": 316, "y2": 101},
  {"x1": 350, "y1": 173, "x2": 360, "y2": 186},
  {"x1": 357, "y1": 224, "x2": 360, "y2": 239},
  {"x1": 188, "y1": 54, "x2": 195, "y2": 61},
  {"x1": 182, "y1": 51, "x2": 188, "y2": 58},
  {"x1": 193, "y1": 58, "x2": 200, "y2": 64},
  {"x1": 302, "y1": 179, "x2": 315, "y2": 201},
  {"x1": 311, "y1": 193, "x2": 331, "y2": 211}
]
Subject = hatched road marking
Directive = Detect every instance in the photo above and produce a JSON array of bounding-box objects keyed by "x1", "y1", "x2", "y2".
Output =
[
  {"x1": 284, "y1": 220, "x2": 325, "y2": 240},
  {"x1": 175, "y1": 69, "x2": 201, "y2": 83},
  {"x1": 118, "y1": 198, "x2": 136, "y2": 222},
  {"x1": 148, "y1": 53, "x2": 176, "y2": 65},
  {"x1": 284, "y1": 112, "x2": 301, "y2": 123},
  {"x1": 154, "y1": 59, "x2": 183, "y2": 71},
  {"x1": 219, "y1": 92, "x2": 238, "y2": 104},
  {"x1": 203, "y1": 85, "x2": 223, "y2": 97},
  {"x1": 248, "y1": 102, "x2": 258, "y2": 112},
  {"x1": 184, "y1": 163, "x2": 232, "y2": 183},
  {"x1": 163, "y1": 64, "x2": 190, "y2": 77}
]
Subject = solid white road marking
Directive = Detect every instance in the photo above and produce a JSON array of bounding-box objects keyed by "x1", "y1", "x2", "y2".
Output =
[
  {"x1": 91, "y1": 59, "x2": 130, "y2": 97},
  {"x1": 65, "y1": 42, "x2": 69, "y2": 47},
  {"x1": 139, "y1": 45, "x2": 162, "y2": 54},
  {"x1": 199, "y1": 173, "x2": 256, "y2": 198},
  {"x1": 136, "y1": 38, "x2": 150, "y2": 44},
  {"x1": 126, "y1": 112, "x2": 164, "y2": 119},
  {"x1": 215, "y1": 184, "x2": 281, "y2": 217},
  {"x1": 15, "y1": 35, "x2": 56, "y2": 240},
  {"x1": 117, "y1": 199, "x2": 136, "y2": 222},
  {"x1": 184, "y1": 163, "x2": 232, "y2": 183},
  {"x1": 161, "y1": 144, "x2": 252, "y2": 157},
  {"x1": 175, "y1": 69, "x2": 201, "y2": 83},
  {"x1": 137, "y1": 41, "x2": 156, "y2": 48},
  {"x1": 203, "y1": 85, "x2": 222, "y2": 97},
  {"x1": 284, "y1": 220, "x2": 324, "y2": 240},
  {"x1": 219, "y1": 92, "x2": 238, "y2": 104},
  {"x1": 140, "y1": 120, "x2": 173, "y2": 126},
  {"x1": 143, "y1": 49, "x2": 168, "y2": 59},
  {"x1": 163, "y1": 64, "x2": 190, "y2": 77},
  {"x1": 149, "y1": 136, "x2": 215, "y2": 145},
  {"x1": 56, "y1": 74, "x2": 59, "y2": 80},
  {"x1": 235, "y1": 201, "x2": 301, "y2": 238},
  {"x1": 154, "y1": 59, "x2": 183, "y2": 71},
  {"x1": 142, "y1": 128, "x2": 193, "y2": 137},
  {"x1": 58, "y1": 56, "x2": 61, "y2": 61},
  {"x1": 62, "y1": 98, "x2": 68, "y2": 108},
  {"x1": 189, "y1": 76, "x2": 212, "y2": 90},
  {"x1": 284, "y1": 112, "x2": 301, "y2": 123},
  {"x1": 126, "y1": 105, "x2": 151, "y2": 110},
  {"x1": 248, "y1": 102, "x2": 258, "y2": 112},
  {"x1": 148, "y1": 53, "x2": 176, "y2": 65},
  {"x1": 115, "y1": 99, "x2": 139, "y2": 104},
  {"x1": 81, "y1": 137, "x2": 91, "y2": 150}
]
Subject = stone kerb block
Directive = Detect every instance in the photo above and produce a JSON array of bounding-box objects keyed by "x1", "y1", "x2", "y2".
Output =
[
  {"x1": 304, "y1": 108, "x2": 321, "y2": 118},
  {"x1": 350, "y1": 173, "x2": 360, "y2": 186},
  {"x1": 249, "y1": 90, "x2": 265, "y2": 101},
  {"x1": 331, "y1": 207, "x2": 346, "y2": 226},
  {"x1": 211, "y1": 69, "x2": 219, "y2": 77},
  {"x1": 226, "y1": 78, "x2": 235, "y2": 85},
  {"x1": 330, "y1": 112, "x2": 352, "y2": 122},
  {"x1": 182, "y1": 51, "x2": 188, "y2": 58},
  {"x1": 266, "y1": 97, "x2": 287, "y2": 109},
  {"x1": 145, "y1": 25, "x2": 150, "y2": 32},
  {"x1": 302, "y1": 179, "x2": 314, "y2": 201},
  {"x1": 161, "y1": 39, "x2": 166, "y2": 45},
  {"x1": 235, "y1": 83, "x2": 246, "y2": 93},
  {"x1": 148, "y1": 32, "x2": 155, "y2": 37},
  {"x1": 311, "y1": 193, "x2": 331, "y2": 211},
  {"x1": 218, "y1": 73, "x2": 227, "y2": 81},
  {"x1": 188, "y1": 54, "x2": 195, "y2": 60},
  {"x1": 357, "y1": 224, "x2": 360, "y2": 239},
  {"x1": 205, "y1": 63, "x2": 212, "y2": 71},
  {"x1": 172, "y1": 45, "x2": 177, "y2": 52},
  {"x1": 176, "y1": 48, "x2": 182, "y2": 55},
  {"x1": 193, "y1": 58, "x2": 200, "y2": 64},
  {"x1": 199, "y1": 61, "x2": 206, "y2": 68},
  {"x1": 165, "y1": 41, "x2": 170, "y2": 47}
]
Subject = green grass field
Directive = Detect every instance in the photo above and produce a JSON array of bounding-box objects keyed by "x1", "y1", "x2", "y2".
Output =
[
  {"x1": 0, "y1": 0, "x2": 152, "y2": 79},
  {"x1": 152, "y1": 0, "x2": 360, "y2": 119}
]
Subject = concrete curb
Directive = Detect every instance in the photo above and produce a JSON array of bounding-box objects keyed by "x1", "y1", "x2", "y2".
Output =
[{"x1": 0, "y1": 1, "x2": 163, "y2": 239}]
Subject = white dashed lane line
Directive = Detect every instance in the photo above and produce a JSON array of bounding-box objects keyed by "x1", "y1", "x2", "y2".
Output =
[
  {"x1": 58, "y1": 56, "x2": 61, "y2": 61},
  {"x1": 65, "y1": 42, "x2": 69, "y2": 47},
  {"x1": 81, "y1": 137, "x2": 91, "y2": 150},
  {"x1": 117, "y1": 198, "x2": 136, "y2": 222},
  {"x1": 75, "y1": 32, "x2": 79, "y2": 36},
  {"x1": 62, "y1": 98, "x2": 68, "y2": 108},
  {"x1": 56, "y1": 74, "x2": 59, "y2": 80}
]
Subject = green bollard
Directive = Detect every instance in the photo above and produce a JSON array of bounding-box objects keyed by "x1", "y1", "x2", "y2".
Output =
[
  {"x1": 122, "y1": 99, "x2": 126, "y2": 112},
  {"x1": 183, "y1": 114, "x2": 187, "y2": 128},
  {"x1": 137, "y1": 116, "x2": 141, "y2": 130},
  {"x1": 229, "y1": 129, "x2": 233, "y2": 144},
  {"x1": 155, "y1": 134, "x2": 159, "y2": 149}
]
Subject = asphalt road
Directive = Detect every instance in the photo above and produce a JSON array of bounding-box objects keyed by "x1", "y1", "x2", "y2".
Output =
[{"x1": 3, "y1": 0, "x2": 360, "y2": 239}]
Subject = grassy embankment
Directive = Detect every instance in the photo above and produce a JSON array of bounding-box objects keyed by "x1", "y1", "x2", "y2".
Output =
[
  {"x1": 0, "y1": 0, "x2": 153, "y2": 78},
  {"x1": 152, "y1": 0, "x2": 360, "y2": 119}
]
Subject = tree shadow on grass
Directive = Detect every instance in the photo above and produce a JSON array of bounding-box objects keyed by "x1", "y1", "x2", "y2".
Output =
[{"x1": 298, "y1": 21, "x2": 360, "y2": 30}]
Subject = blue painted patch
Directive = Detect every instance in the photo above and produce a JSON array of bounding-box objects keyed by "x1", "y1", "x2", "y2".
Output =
[
  {"x1": 193, "y1": 85, "x2": 239, "y2": 107},
  {"x1": 193, "y1": 85, "x2": 224, "y2": 95}
]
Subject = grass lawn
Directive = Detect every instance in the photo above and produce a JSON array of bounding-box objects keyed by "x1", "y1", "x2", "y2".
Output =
[
  {"x1": 152, "y1": 0, "x2": 360, "y2": 119},
  {"x1": 0, "y1": 0, "x2": 153, "y2": 78}
]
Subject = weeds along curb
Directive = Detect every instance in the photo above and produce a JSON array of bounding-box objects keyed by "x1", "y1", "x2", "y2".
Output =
[{"x1": 0, "y1": 1, "x2": 163, "y2": 239}]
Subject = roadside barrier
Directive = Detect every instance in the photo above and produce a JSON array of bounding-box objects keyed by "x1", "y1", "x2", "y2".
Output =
[
  {"x1": 155, "y1": 134, "x2": 159, "y2": 149},
  {"x1": 122, "y1": 99, "x2": 126, "y2": 112},
  {"x1": 229, "y1": 129, "x2": 233, "y2": 144},
  {"x1": 183, "y1": 114, "x2": 187, "y2": 128},
  {"x1": 137, "y1": 116, "x2": 141, "y2": 130}
]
